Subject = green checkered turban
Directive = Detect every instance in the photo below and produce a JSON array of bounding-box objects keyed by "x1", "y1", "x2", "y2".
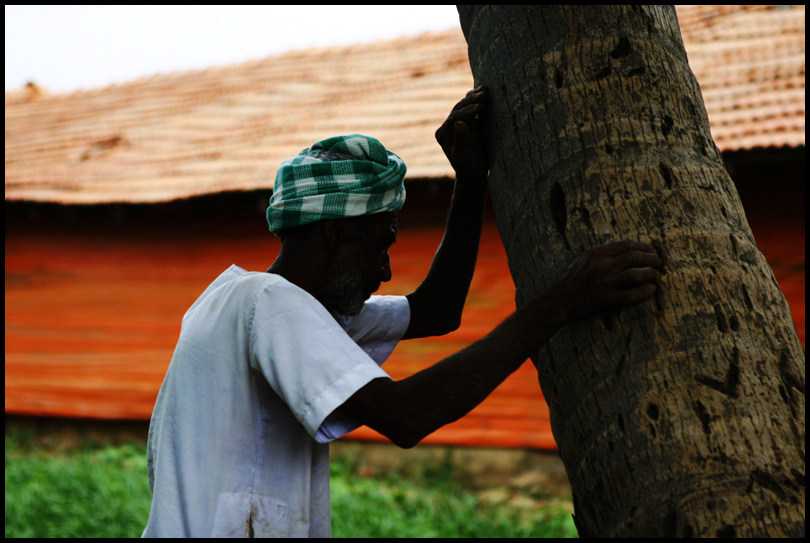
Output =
[{"x1": 266, "y1": 134, "x2": 407, "y2": 233}]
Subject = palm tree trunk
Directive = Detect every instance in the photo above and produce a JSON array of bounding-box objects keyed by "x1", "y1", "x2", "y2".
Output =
[{"x1": 457, "y1": 5, "x2": 804, "y2": 537}]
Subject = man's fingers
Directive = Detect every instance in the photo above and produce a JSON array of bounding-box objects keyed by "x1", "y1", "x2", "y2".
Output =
[
  {"x1": 623, "y1": 250, "x2": 663, "y2": 269},
  {"x1": 613, "y1": 266, "x2": 657, "y2": 288},
  {"x1": 438, "y1": 87, "x2": 489, "y2": 143},
  {"x1": 462, "y1": 86, "x2": 488, "y2": 101},
  {"x1": 437, "y1": 104, "x2": 482, "y2": 135},
  {"x1": 600, "y1": 240, "x2": 656, "y2": 255},
  {"x1": 453, "y1": 120, "x2": 471, "y2": 143},
  {"x1": 451, "y1": 90, "x2": 488, "y2": 114},
  {"x1": 621, "y1": 283, "x2": 657, "y2": 304},
  {"x1": 595, "y1": 241, "x2": 662, "y2": 270},
  {"x1": 450, "y1": 103, "x2": 485, "y2": 123},
  {"x1": 608, "y1": 282, "x2": 657, "y2": 306}
]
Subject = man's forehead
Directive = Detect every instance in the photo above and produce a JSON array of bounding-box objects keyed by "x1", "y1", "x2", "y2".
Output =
[
  {"x1": 338, "y1": 211, "x2": 397, "y2": 242},
  {"x1": 368, "y1": 211, "x2": 397, "y2": 232}
]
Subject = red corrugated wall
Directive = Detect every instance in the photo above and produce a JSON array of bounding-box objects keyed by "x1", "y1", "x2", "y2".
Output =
[{"x1": 4, "y1": 200, "x2": 805, "y2": 449}]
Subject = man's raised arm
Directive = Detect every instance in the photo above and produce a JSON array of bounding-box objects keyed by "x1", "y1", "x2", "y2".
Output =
[{"x1": 404, "y1": 87, "x2": 491, "y2": 339}]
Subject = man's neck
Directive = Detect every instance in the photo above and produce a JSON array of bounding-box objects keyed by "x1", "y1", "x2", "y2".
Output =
[{"x1": 267, "y1": 244, "x2": 333, "y2": 307}]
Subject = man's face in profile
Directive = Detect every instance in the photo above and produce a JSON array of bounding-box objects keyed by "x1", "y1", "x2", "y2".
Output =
[{"x1": 322, "y1": 212, "x2": 397, "y2": 316}]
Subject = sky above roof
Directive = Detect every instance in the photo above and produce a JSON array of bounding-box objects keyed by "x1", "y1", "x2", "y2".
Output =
[{"x1": 4, "y1": 5, "x2": 461, "y2": 94}]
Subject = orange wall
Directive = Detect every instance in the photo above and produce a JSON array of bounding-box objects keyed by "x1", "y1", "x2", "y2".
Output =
[
  {"x1": 4, "y1": 204, "x2": 804, "y2": 450},
  {"x1": 4, "y1": 215, "x2": 558, "y2": 448}
]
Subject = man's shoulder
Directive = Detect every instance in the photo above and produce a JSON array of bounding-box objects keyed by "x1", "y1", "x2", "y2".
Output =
[
  {"x1": 187, "y1": 267, "x2": 311, "y2": 319},
  {"x1": 211, "y1": 266, "x2": 294, "y2": 294},
  {"x1": 235, "y1": 272, "x2": 334, "y2": 322},
  {"x1": 226, "y1": 270, "x2": 317, "y2": 308}
]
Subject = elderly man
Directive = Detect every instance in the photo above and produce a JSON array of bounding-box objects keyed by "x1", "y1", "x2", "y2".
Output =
[{"x1": 142, "y1": 88, "x2": 661, "y2": 537}]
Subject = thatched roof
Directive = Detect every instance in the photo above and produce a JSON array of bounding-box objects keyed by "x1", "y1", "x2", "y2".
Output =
[{"x1": 5, "y1": 5, "x2": 804, "y2": 204}]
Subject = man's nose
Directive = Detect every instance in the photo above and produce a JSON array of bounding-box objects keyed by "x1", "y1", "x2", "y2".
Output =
[{"x1": 380, "y1": 255, "x2": 392, "y2": 282}]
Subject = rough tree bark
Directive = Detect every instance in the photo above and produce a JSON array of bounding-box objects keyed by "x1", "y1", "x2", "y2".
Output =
[{"x1": 457, "y1": 5, "x2": 805, "y2": 537}]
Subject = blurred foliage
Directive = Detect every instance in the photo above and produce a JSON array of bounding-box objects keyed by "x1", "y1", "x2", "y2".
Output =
[
  {"x1": 5, "y1": 427, "x2": 576, "y2": 538},
  {"x1": 330, "y1": 451, "x2": 576, "y2": 538},
  {"x1": 5, "y1": 427, "x2": 151, "y2": 537}
]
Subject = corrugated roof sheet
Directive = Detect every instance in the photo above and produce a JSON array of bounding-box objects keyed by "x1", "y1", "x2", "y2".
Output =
[{"x1": 4, "y1": 5, "x2": 804, "y2": 204}]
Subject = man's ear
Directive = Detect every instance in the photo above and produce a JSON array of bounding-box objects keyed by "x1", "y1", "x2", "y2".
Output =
[{"x1": 321, "y1": 219, "x2": 344, "y2": 254}]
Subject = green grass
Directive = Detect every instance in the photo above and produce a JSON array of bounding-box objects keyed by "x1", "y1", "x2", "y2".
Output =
[
  {"x1": 330, "y1": 451, "x2": 577, "y2": 538},
  {"x1": 4, "y1": 427, "x2": 151, "y2": 537},
  {"x1": 5, "y1": 427, "x2": 577, "y2": 538}
]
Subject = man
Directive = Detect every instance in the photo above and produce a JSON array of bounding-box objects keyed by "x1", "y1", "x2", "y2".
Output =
[{"x1": 142, "y1": 88, "x2": 662, "y2": 537}]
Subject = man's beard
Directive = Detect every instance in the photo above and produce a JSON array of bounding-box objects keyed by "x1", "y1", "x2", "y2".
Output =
[{"x1": 320, "y1": 261, "x2": 376, "y2": 316}]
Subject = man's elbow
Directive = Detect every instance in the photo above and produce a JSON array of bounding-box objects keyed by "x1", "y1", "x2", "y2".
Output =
[
  {"x1": 407, "y1": 290, "x2": 465, "y2": 337},
  {"x1": 379, "y1": 409, "x2": 428, "y2": 449},
  {"x1": 381, "y1": 415, "x2": 425, "y2": 449},
  {"x1": 391, "y1": 433, "x2": 421, "y2": 450},
  {"x1": 388, "y1": 414, "x2": 455, "y2": 449},
  {"x1": 434, "y1": 315, "x2": 462, "y2": 336}
]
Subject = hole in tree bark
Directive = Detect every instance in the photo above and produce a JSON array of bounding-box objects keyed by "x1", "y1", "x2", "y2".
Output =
[
  {"x1": 714, "y1": 304, "x2": 729, "y2": 332},
  {"x1": 728, "y1": 233, "x2": 739, "y2": 254},
  {"x1": 579, "y1": 206, "x2": 593, "y2": 232},
  {"x1": 661, "y1": 115, "x2": 674, "y2": 137},
  {"x1": 610, "y1": 36, "x2": 632, "y2": 59},
  {"x1": 695, "y1": 348, "x2": 740, "y2": 399},
  {"x1": 778, "y1": 384, "x2": 789, "y2": 403},
  {"x1": 742, "y1": 286, "x2": 754, "y2": 310},
  {"x1": 595, "y1": 65, "x2": 612, "y2": 80},
  {"x1": 778, "y1": 349, "x2": 804, "y2": 393},
  {"x1": 693, "y1": 401, "x2": 712, "y2": 436},
  {"x1": 615, "y1": 353, "x2": 627, "y2": 376},
  {"x1": 684, "y1": 96, "x2": 697, "y2": 117},
  {"x1": 646, "y1": 403, "x2": 660, "y2": 420},
  {"x1": 659, "y1": 163, "x2": 673, "y2": 189},
  {"x1": 663, "y1": 505, "x2": 677, "y2": 537},
  {"x1": 717, "y1": 525, "x2": 737, "y2": 537},
  {"x1": 729, "y1": 314, "x2": 740, "y2": 331},
  {"x1": 600, "y1": 309, "x2": 617, "y2": 331},
  {"x1": 549, "y1": 183, "x2": 568, "y2": 246}
]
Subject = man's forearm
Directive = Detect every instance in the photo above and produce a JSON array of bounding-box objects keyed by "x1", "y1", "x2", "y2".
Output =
[
  {"x1": 366, "y1": 291, "x2": 566, "y2": 448},
  {"x1": 424, "y1": 172, "x2": 487, "y2": 301},
  {"x1": 404, "y1": 172, "x2": 487, "y2": 338}
]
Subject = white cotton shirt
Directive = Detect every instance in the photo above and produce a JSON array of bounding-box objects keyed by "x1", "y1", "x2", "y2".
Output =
[{"x1": 142, "y1": 265, "x2": 410, "y2": 538}]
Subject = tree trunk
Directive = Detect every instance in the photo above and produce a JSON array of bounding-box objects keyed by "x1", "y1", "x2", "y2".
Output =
[{"x1": 457, "y1": 5, "x2": 804, "y2": 537}]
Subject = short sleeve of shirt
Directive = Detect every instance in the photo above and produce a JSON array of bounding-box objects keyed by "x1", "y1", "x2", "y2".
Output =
[
  {"x1": 319, "y1": 295, "x2": 410, "y2": 441},
  {"x1": 248, "y1": 281, "x2": 392, "y2": 439},
  {"x1": 331, "y1": 295, "x2": 410, "y2": 365}
]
